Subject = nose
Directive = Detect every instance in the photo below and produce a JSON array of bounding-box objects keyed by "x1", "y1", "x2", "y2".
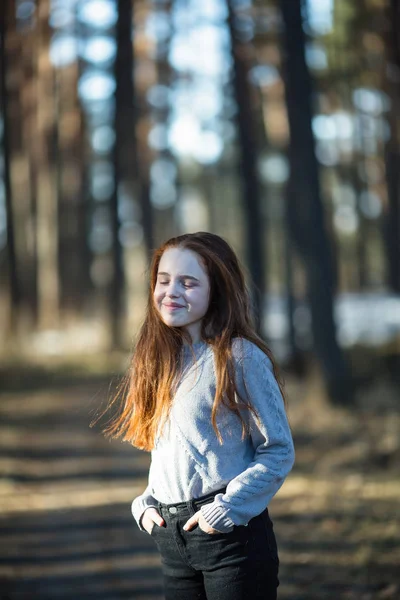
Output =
[{"x1": 165, "y1": 280, "x2": 180, "y2": 297}]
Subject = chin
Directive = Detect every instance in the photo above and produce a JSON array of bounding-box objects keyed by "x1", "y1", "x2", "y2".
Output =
[{"x1": 163, "y1": 316, "x2": 185, "y2": 328}]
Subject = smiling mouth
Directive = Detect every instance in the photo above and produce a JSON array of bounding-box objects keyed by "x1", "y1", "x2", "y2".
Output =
[{"x1": 163, "y1": 304, "x2": 185, "y2": 309}]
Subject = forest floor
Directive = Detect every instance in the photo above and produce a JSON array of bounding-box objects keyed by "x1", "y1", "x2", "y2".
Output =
[{"x1": 0, "y1": 353, "x2": 399, "y2": 599}]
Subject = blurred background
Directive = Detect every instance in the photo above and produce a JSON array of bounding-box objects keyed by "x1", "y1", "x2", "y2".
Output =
[{"x1": 0, "y1": 0, "x2": 399, "y2": 598}]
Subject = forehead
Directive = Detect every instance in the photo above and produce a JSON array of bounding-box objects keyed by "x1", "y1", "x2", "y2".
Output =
[{"x1": 157, "y1": 247, "x2": 207, "y2": 278}]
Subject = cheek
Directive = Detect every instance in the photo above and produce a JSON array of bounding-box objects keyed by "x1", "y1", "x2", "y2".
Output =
[
  {"x1": 153, "y1": 288, "x2": 162, "y2": 305},
  {"x1": 190, "y1": 289, "x2": 210, "y2": 312},
  {"x1": 203, "y1": 297, "x2": 210, "y2": 313}
]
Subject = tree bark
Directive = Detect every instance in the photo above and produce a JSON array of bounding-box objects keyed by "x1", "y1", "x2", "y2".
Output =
[
  {"x1": 0, "y1": 0, "x2": 20, "y2": 336},
  {"x1": 110, "y1": 0, "x2": 132, "y2": 348},
  {"x1": 383, "y1": 0, "x2": 400, "y2": 292},
  {"x1": 35, "y1": 0, "x2": 60, "y2": 329},
  {"x1": 227, "y1": 2, "x2": 265, "y2": 333},
  {"x1": 279, "y1": 0, "x2": 353, "y2": 403}
]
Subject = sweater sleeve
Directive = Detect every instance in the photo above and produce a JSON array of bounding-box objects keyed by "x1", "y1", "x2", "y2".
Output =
[
  {"x1": 201, "y1": 343, "x2": 295, "y2": 533},
  {"x1": 131, "y1": 483, "x2": 159, "y2": 531}
]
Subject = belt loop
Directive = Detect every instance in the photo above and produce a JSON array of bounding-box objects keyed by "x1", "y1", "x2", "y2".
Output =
[{"x1": 187, "y1": 498, "x2": 196, "y2": 517}]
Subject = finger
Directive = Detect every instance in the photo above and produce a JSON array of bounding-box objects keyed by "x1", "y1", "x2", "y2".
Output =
[
  {"x1": 154, "y1": 513, "x2": 165, "y2": 527},
  {"x1": 148, "y1": 509, "x2": 165, "y2": 527},
  {"x1": 144, "y1": 508, "x2": 165, "y2": 528},
  {"x1": 183, "y1": 512, "x2": 200, "y2": 531}
]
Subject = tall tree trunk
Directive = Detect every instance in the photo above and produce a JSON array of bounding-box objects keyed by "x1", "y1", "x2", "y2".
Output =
[
  {"x1": 131, "y1": 1, "x2": 153, "y2": 263},
  {"x1": 0, "y1": 0, "x2": 20, "y2": 336},
  {"x1": 57, "y1": 61, "x2": 91, "y2": 316},
  {"x1": 111, "y1": 0, "x2": 154, "y2": 347},
  {"x1": 153, "y1": 1, "x2": 177, "y2": 244},
  {"x1": 227, "y1": 1, "x2": 265, "y2": 333},
  {"x1": 284, "y1": 218, "x2": 307, "y2": 377},
  {"x1": 111, "y1": 0, "x2": 131, "y2": 348},
  {"x1": 384, "y1": 148, "x2": 400, "y2": 292},
  {"x1": 383, "y1": 0, "x2": 400, "y2": 292},
  {"x1": 279, "y1": 0, "x2": 353, "y2": 403},
  {"x1": 35, "y1": 0, "x2": 60, "y2": 329}
]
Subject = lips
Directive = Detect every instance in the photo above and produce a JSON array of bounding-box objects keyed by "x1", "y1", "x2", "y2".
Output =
[{"x1": 163, "y1": 303, "x2": 185, "y2": 309}]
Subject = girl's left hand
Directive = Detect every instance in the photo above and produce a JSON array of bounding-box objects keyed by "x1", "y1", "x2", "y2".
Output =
[{"x1": 183, "y1": 510, "x2": 220, "y2": 535}]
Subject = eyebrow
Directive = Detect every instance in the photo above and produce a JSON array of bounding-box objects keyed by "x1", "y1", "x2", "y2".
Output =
[{"x1": 157, "y1": 272, "x2": 200, "y2": 282}]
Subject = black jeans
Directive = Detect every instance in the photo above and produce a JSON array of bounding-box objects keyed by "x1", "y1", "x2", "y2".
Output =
[{"x1": 149, "y1": 489, "x2": 279, "y2": 600}]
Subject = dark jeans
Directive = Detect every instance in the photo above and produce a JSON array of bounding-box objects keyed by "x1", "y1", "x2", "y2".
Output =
[{"x1": 149, "y1": 489, "x2": 279, "y2": 600}]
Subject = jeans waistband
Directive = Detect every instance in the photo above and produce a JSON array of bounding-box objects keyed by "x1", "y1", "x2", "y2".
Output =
[{"x1": 158, "y1": 487, "x2": 226, "y2": 516}]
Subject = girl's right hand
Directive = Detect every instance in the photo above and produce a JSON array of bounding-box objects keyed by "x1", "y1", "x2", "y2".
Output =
[{"x1": 141, "y1": 507, "x2": 165, "y2": 534}]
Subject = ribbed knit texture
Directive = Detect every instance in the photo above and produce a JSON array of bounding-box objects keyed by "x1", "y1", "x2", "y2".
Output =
[{"x1": 131, "y1": 338, "x2": 295, "y2": 533}]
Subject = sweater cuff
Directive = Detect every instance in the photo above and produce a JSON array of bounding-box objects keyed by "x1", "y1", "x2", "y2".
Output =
[
  {"x1": 131, "y1": 496, "x2": 159, "y2": 531},
  {"x1": 200, "y1": 501, "x2": 236, "y2": 533}
]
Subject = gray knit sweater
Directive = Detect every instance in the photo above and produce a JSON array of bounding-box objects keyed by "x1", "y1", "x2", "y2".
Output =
[{"x1": 131, "y1": 338, "x2": 295, "y2": 533}]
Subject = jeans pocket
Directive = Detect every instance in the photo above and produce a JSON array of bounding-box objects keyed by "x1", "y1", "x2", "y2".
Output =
[
  {"x1": 189, "y1": 523, "x2": 233, "y2": 539},
  {"x1": 192, "y1": 523, "x2": 220, "y2": 536}
]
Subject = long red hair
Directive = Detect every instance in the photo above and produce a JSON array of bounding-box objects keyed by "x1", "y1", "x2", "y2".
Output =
[{"x1": 100, "y1": 232, "x2": 285, "y2": 451}]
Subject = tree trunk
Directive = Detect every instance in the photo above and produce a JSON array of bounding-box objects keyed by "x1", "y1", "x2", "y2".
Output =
[
  {"x1": 227, "y1": 1, "x2": 265, "y2": 333},
  {"x1": 0, "y1": 0, "x2": 20, "y2": 336},
  {"x1": 111, "y1": 0, "x2": 154, "y2": 348},
  {"x1": 279, "y1": 0, "x2": 353, "y2": 403},
  {"x1": 110, "y1": 0, "x2": 132, "y2": 347},
  {"x1": 130, "y1": 1, "x2": 153, "y2": 263},
  {"x1": 57, "y1": 62, "x2": 92, "y2": 316},
  {"x1": 35, "y1": 0, "x2": 60, "y2": 329},
  {"x1": 383, "y1": 0, "x2": 400, "y2": 292}
]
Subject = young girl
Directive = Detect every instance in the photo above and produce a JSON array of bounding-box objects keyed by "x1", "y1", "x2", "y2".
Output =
[{"x1": 104, "y1": 232, "x2": 295, "y2": 600}]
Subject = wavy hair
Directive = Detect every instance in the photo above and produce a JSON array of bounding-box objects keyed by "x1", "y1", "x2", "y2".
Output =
[{"x1": 100, "y1": 232, "x2": 286, "y2": 451}]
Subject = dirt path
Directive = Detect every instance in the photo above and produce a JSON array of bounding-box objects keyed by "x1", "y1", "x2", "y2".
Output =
[{"x1": 0, "y1": 372, "x2": 399, "y2": 599}]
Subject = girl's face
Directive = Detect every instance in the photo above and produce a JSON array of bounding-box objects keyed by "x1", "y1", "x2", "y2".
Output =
[{"x1": 154, "y1": 247, "x2": 211, "y2": 343}]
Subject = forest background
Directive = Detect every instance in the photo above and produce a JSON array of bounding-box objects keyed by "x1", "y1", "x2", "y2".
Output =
[{"x1": 0, "y1": 0, "x2": 399, "y2": 598}]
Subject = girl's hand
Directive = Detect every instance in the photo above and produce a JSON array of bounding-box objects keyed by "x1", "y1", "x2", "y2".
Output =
[
  {"x1": 141, "y1": 507, "x2": 165, "y2": 534},
  {"x1": 183, "y1": 510, "x2": 220, "y2": 535}
]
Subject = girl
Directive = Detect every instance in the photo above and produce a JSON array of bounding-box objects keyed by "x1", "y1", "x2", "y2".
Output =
[{"x1": 104, "y1": 232, "x2": 295, "y2": 600}]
